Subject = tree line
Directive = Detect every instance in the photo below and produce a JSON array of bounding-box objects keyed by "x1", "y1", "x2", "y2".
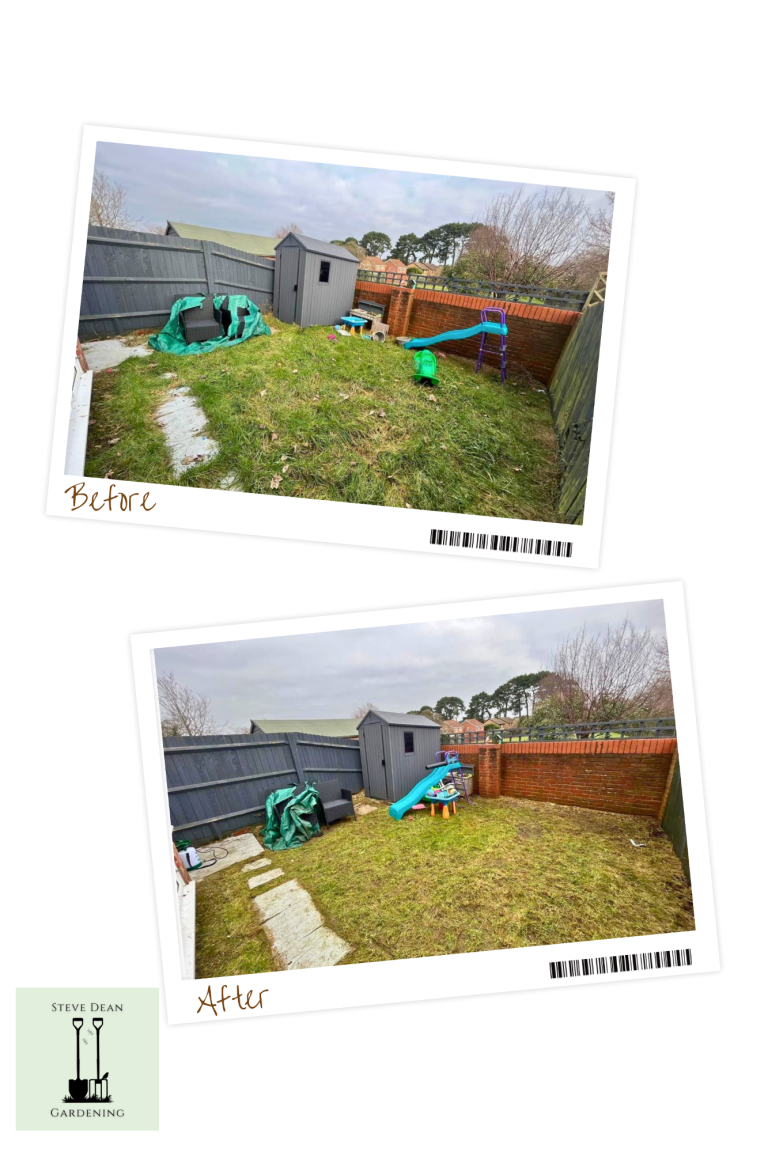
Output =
[
  {"x1": 398, "y1": 618, "x2": 673, "y2": 730},
  {"x1": 329, "y1": 223, "x2": 478, "y2": 267}
]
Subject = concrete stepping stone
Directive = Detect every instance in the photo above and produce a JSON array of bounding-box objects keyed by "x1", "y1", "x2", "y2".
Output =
[
  {"x1": 252, "y1": 878, "x2": 306, "y2": 920},
  {"x1": 252, "y1": 880, "x2": 351, "y2": 970},
  {"x1": 193, "y1": 833, "x2": 263, "y2": 881},
  {"x1": 289, "y1": 927, "x2": 352, "y2": 970},
  {"x1": 242, "y1": 859, "x2": 271, "y2": 872},
  {"x1": 155, "y1": 386, "x2": 219, "y2": 475},
  {"x1": 247, "y1": 868, "x2": 284, "y2": 889}
]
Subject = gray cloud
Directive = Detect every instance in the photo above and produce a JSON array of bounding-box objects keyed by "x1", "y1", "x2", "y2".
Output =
[
  {"x1": 154, "y1": 601, "x2": 666, "y2": 729},
  {"x1": 95, "y1": 142, "x2": 609, "y2": 241}
]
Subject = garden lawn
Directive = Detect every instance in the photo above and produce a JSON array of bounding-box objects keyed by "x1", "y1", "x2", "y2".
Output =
[
  {"x1": 194, "y1": 795, "x2": 695, "y2": 979},
  {"x1": 85, "y1": 316, "x2": 561, "y2": 520}
]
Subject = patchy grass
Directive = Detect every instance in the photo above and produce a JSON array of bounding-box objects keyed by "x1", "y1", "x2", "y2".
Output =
[
  {"x1": 85, "y1": 317, "x2": 562, "y2": 520},
  {"x1": 194, "y1": 796, "x2": 694, "y2": 979}
]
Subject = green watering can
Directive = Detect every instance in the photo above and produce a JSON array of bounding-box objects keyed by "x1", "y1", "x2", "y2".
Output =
[{"x1": 413, "y1": 349, "x2": 439, "y2": 384}]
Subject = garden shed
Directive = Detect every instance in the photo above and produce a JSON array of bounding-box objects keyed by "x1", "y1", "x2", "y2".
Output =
[
  {"x1": 357, "y1": 709, "x2": 441, "y2": 802},
  {"x1": 273, "y1": 232, "x2": 360, "y2": 327}
]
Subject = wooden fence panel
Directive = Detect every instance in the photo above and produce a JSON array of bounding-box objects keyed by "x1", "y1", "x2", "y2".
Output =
[
  {"x1": 80, "y1": 227, "x2": 274, "y2": 338},
  {"x1": 661, "y1": 758, "x2": 690, "y2": 881},
  {"x1": 548, "y1": 298, "x2": 604, "y2": 524},
  {"x1": 163, "y1": 731, "x2": 363, "y2": 844}
]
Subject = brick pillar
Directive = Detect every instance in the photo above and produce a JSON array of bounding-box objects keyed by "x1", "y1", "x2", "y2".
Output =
[
  {"x1": 76, "y1": 338, "x2": 89, "y2": 372},
  {"x1": 386, "y1": 287, "x2": 414, "y2": 338},
  {"x1": 477, "y1": 744, "x2": 501, "y2": 798}
]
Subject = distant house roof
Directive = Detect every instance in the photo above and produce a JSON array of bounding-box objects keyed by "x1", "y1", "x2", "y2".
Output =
[
  {"x1": 384, "y1": 258, "x2": 407, "y2": 270},
  {"x1": 166, "y1": 221, "x2": 277, "y2": 258},
  {"x1": 357, "y1": 709, "x2": 441, "y2": 729},
  {"x1": 250, "y1": 718, "x2": 359, "y2": 738},
  {"x1": 275, "y1": 232, "x2": 360, "y2": 262},
  {"x1": 461, "y1": 718, "x2": 485, "y2": 730}
]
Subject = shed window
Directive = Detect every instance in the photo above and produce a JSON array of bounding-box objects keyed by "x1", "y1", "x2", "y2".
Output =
[
  {"x1": 319, "y1": 260, "x2": 331, "y2": 283},
  {"x1": 404, "y1": 731, "x2": 414, "y2": 754}
]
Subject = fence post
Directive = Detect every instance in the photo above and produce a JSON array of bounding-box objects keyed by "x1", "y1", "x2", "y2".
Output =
[
  {"x1": 202, "y1": 241, "x2": 216, "y2": 295},
  {"x1": 284, "y1": 733, "x2": 305, "y2": 787}
]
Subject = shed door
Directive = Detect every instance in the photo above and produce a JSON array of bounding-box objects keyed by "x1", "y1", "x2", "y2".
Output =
[
  {"x1": 365, "y1": 725, "x2": 388, "y2": 800},
  {"x1": 277, "y1": 246, "x2": 299, "y2": 323}
]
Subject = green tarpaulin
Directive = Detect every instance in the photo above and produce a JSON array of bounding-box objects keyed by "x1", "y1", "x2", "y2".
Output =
[
  {"x1": 149, "y1": 295, "x2": 270, "y2": 356},
  {"x1": 262, "y1": 784, "x2": 322, "y2": 851}
]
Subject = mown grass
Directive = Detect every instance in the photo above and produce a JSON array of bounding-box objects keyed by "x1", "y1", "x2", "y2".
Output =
[
  {"x1": 194, "y1": 796, "x2": 695, "y2": 979},
  {"x1": 84, "y1": 317, "x2": 562, "y2": 520}
]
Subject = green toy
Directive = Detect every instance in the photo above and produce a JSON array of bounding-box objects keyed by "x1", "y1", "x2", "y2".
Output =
[{"x1": 413, "y1": 348, "x2": 439, "y2": 384}]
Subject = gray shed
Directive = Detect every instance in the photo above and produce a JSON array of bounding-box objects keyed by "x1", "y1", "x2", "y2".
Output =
[
  {"x1": 357, "y1": 710, "x2": 441, "y2": 802},
  {"x1": 273, "y1": 232, "x2": 359, "y2": 327}
]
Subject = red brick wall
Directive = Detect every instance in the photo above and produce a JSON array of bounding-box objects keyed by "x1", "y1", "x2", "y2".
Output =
[
  {"x1": 442, "y1": 739, "x2": 678, "y2": 817},
  {"x1": 354, "y1": 281, "x2": 579, "y2": 385}
]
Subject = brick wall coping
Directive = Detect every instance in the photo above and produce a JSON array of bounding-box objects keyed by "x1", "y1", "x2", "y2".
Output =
[
  {"x1": 442, "y1": 738, "x2": 678, "y2": 757},
  {"x1": 355, "y1": 279, "x2": 580, "y2": 326}
]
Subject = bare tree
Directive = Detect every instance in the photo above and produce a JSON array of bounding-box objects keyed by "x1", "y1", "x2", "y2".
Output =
[
  {"x1": 89, "y1": 169, "x2": 165, "y2": 234},
  {"x1": 352, "y1": 702, "x2": 379, "y2": 718},
  {"x1": 90, "y1": 170, "x2": 135, "y2": 229},
  {"x1": 568, "y1": 191, "x2": 614, "y2": 289},
  {"x1": 274, "y1": 222, "x2": 304, "y2": 238},
  {"x1": 465, "y1": 187, "x2": 594, "y2": 285},
  {"x1": 158, "y1": 671, "x2": 216, "y2": 736},
  {"x1": 546, "y1": 618, "x2": 673, "y2": 723}
]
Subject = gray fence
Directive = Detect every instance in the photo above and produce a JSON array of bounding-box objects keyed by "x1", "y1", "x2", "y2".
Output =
[
  {"x1": 549, "y1": 291, "x2": 604, "y2": 524},
  {"x1": 80, "y1": 226, "x2": 275, "y2": 338},
  {"x1": 163, "y1": 731, "x2": 363, "y2": 845},
  {"x1": 662, "y1": 758, "x2": 689, "y2": 882}
]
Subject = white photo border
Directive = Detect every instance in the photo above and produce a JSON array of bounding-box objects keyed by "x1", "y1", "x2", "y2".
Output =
[
  {"x1": 48, "y1": 126, "x2": 635, "y2": 568},
  {"x1": 131, "y1": 581, "x2": 718, "y2": 1025}
]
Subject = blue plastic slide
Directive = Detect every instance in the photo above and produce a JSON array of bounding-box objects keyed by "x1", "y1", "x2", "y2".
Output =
[
  {"x1": 403, "y1": 321, "x2": 507, "y2": 350},
  {"x1": 389, "y1": 762, "x2": 453, "y2": 820}
]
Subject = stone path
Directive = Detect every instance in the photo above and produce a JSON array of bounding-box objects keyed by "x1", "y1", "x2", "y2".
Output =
[
  {"x1": 194, "y1": 833, "x2": 263, "y2": 881},
  {"x1": 252, "y1": 878, "x2": 352, "y2": 970},
  {"x1": 155, "y1": 386, "x2": 219, "y2": 475},
  {"x1": 242, "y1": 859, "x2": 271, "y2": 873},
  {"x1": 81, "y1": 337, "x2": 152, "y2": 373},
  {"x1": 247, "y1": 868, "x2": 284, "y2": 889}
]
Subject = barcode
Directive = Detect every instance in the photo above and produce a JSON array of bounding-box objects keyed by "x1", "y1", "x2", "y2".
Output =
[
  {"x1": 549, "y1": 948, "x2": 692, "y2": 979},
  {"x1": 429, "y1": 528, "x2": 573, "y2": 558}
]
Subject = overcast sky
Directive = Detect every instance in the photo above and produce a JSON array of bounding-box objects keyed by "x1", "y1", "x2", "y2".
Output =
[
  {"x1": 94, "y1": 142, "x2": 608, "y2": 244},
  {"x1": 153, "y1": 601, "x2": 666, "y2": 729}
]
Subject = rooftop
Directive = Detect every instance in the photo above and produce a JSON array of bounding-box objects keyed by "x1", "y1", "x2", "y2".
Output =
[
  {"x1": 250, "y1": 718, "x2": 360, "y2": 738},
  {"x1": 166, "y1": 221, "x2": 277, "y2": 258}
]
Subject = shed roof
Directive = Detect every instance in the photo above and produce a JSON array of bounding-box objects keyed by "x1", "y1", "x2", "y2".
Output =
[
  {"x1": 276, "y1": 231, "x2": 360, "y2": 262},
  {"x1": 250, "y1": 718, "x2": 359, "y2": 738},
  {"x1": 167, "y1": 221, "x2": 277, "y2": 258},
  {"x1": 357, "y1": 709, "x2": 441, "y2": 729}
]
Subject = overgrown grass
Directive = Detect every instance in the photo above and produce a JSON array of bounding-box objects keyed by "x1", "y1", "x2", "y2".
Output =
[
  {"x1": 85, "y1": 317, "x2": 562, "y2": 520},
  {"x1": 194, "y1": 796, "x2": 695, "y2": 979}
]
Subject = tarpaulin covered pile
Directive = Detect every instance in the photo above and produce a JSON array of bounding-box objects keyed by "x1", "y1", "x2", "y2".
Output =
[
  {"x1": 149, "y1": 294, "x2": 270, "y2": 356},
  {"x1": 261, "y1": 784, "x2": 322, "y2": 851}
]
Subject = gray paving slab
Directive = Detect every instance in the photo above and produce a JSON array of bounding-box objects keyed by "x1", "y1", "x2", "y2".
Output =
[
  {"x1": 194, "y1": 833, "x2": 263, "y2": 881},
  {"x1": 242, "y1": 859, "x2": 271, "y2": 872},
  {"x1": 261, "y1": 901, "x2": 324, "y2": 964},
  {"x1": 288, "y1": 927, "x2": 352, "y2": 970},
  {"x1": 247, "y1": 868, "x2": 284, "y2": 889},
  {"x1": 81, "y1": 337, "x2": 152, "y2": 372},
  {"x1": 252, "y1": 879, "x2": 307, "y2": 921},
  {"x1": 155, "y1": 386, "x2": 219, "y2": 475}
]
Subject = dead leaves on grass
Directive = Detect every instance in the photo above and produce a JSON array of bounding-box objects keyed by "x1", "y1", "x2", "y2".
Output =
[{"x1": 270, "y1": 474, "x2": 282, "y2": 489}]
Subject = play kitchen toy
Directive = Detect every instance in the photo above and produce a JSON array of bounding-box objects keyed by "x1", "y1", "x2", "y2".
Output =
[
  {"x1": 68, "y1": 1018, "x2": 88, "y2": 1102},
  {"x1": 88, "y1": 1017, "x2": 109, "y2": 1100}
]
